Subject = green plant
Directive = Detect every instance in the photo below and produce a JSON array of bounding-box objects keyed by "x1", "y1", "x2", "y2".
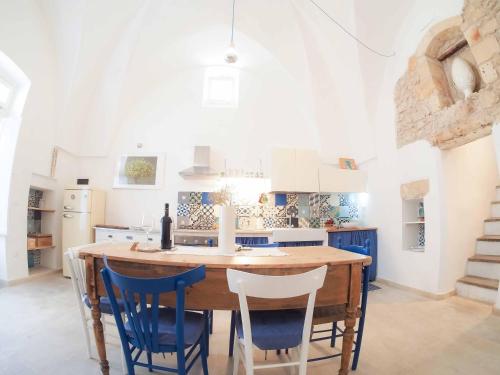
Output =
[{"x1": 124, "y1": 158, "x2": 155, "y2": 179}]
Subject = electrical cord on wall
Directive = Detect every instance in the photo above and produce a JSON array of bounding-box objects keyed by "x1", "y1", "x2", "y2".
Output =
[{"x1": 308, "y1": 0, "x2": 395, "y2": 58}]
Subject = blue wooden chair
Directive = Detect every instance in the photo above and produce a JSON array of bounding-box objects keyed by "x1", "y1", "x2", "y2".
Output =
[
  {"x1": 228, "y1": 242, "x2": 280, "y2": 357},
  {"x1": 100, "y1": 256, "x2": 209, "y2": 375},
  {"x1": 309, "y1": 238, "x2": 370, "y2": 370}
]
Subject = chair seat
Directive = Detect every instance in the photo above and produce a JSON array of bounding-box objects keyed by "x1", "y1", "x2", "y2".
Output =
[
  {"x1": 82, "y1": 294, "x2": 127, "y2": 315},
  {"x1": 236, "y1": 309, "x2": 305, "y2": 350},
  {"x1": 125, "y1": 308, "x2": 205, "y2": 347}
]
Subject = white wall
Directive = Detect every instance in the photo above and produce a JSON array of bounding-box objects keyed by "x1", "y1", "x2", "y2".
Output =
[
  {"x1": 439, "y1": 135, "x2": 498, "y2": 292},
  {"x1": 77, "y1": 60, "x2": 320, "y2": 226},
  {"x1": 363, "y1": 0, "x2": 467, "y2": 295},
  {"x1": 0, "y1": 1, "x2": 60, "y2": 281}
]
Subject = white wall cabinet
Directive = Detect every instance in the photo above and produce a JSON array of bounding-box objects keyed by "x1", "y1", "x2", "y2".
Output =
[
  {"x1": 271, "y1": 148, "x2": 319, "y2": 192},
  {"x1": 318, "y1": 164, "x2": 366, "y2": 193}
]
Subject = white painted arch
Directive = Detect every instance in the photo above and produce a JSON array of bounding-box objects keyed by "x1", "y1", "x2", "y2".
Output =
[{"x1": 0, "y1": 49, "x2": 31, "y2": 281}]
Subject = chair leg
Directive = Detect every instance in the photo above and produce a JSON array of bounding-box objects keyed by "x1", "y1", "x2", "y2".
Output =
[
  {"x1": 122, "y1": 343, "x2": 135, "y2": 375},
  {"x1": 330, "y1": 322, "x2": 338, "y2": 347},
  {"x1": 147, "y1": 351, "x2": 153, "y2": 372},
  {"x1": 232, "y1": 337, "x2": 240, "y2": 375},
  {"x1": 177, "y1": 346, "x2": 186, "y2": 375},
  {"x1": 352, "y1": 316, "x2": 366, "y2": 370},
  {"x1": 83, "y1": 316, "x2": 93, "y2": 359},
  {"x1": 228, "y1": 310, "x2": 236, "y2": 357},
  {"x1": 209, "y1": 310, "x2": 214, "y2": 335},
  {"x1": 200, "y1": 330, "x2": 209, "y2": 375},
  {"x1": 203, "y1": 310, "x2": 210, "y2": 356}
]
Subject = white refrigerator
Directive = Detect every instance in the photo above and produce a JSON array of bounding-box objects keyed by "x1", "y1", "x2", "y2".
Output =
[{"x1": 62, "y1": 187, "x2": 106, "y2": 277}]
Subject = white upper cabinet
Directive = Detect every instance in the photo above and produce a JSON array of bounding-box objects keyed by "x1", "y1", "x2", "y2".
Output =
[
  {"x1": 318, "y1": 164, "x2": 366, "y2": 193},
  {"x1": 270, "y1": 148, "x2": 319, "y2": 192},
  {"x1": 294, "y1": 149, "x2": 320, "y2": 192},
  {"x1": 270, "y1": 148, "x2": 295, "y2": 192}
]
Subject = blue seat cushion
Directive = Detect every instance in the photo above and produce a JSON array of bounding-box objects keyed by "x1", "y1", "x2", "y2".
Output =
[
  {"x1": 125, "y1": 307, "x2": 205, "y2": 347},
  {"x1": 236, "y1": 309, "x2": 305, "y2": 350},
  {"x1": 82, "y1": 294, "x2": 127, "y2": 315}
]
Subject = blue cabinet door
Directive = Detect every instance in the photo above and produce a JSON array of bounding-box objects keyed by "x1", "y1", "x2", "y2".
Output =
[
  {"x1": 276, "y1": 241, "x2": 323, "y2": 247},
  {"x1": 235, "y1": 237, "x2": 270, "y2": 245},
  {"x1": 328, "y1": 230, "x2": 377, "y2": 281}
]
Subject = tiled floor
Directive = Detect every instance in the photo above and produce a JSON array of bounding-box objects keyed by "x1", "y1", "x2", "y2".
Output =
[{"x1": 1, "y1": 274, "x2": 500, "y2": 374}]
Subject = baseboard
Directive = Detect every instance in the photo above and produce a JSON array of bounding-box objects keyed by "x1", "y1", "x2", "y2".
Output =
[
  {"x1": 0, "y1": 268, "x2": 61, "y2": 287},
  {"x1": 376, "y1": 278, "x2": 456, "y2": 300}
]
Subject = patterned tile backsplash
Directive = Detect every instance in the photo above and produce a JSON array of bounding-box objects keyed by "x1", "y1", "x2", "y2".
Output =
[{"x1": 177, "y1": 191, "x2": 361, "y2": 230}]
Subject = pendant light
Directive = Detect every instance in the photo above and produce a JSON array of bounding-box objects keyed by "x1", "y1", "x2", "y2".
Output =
[{"x1": 224, "y1": 0, "x2": 238, "y2": 64}]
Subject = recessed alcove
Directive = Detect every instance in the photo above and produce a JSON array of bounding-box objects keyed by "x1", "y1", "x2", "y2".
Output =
[{"x1": 395, "y1": 10, "x2": 500, "y2": 151}]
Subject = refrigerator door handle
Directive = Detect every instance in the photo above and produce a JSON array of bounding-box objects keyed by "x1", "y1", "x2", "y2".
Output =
[
  {"x1": 63, "y1": 214, "x2": 73, "y2": 218},
  {"x1": 64, "y1": 205, "x2": 73, "y2": 210}
]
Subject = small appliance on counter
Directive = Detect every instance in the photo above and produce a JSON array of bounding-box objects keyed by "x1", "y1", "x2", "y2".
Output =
[{"x1": 62, "y1": 187, "x2": 106, "y2": 277}]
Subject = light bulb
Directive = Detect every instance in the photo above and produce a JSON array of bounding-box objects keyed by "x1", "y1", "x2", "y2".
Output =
[{"x1": 224, "y1": 42, "x2": 238, "y2": 64}]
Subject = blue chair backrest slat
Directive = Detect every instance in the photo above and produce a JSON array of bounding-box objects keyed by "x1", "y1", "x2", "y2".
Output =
[{"x1": 100, "y1": 256, "x2": 206, "y2": 353}]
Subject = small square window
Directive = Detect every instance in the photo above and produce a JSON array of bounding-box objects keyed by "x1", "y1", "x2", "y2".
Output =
[{"x1": 203, "y1": 67, "x2": 239, "y2": 108}]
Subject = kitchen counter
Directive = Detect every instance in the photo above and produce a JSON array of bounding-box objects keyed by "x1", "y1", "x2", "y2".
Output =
[
  {"x1": 326, "y1": 226, "x2": 377, "y2": 232},
  {"x1": 174, "y1": 229, "x2": 272, "y2": 236}
]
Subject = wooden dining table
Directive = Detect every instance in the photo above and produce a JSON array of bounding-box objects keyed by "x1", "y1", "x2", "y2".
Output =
[{"x1": 80, "y1": 243, "x2": 371, "y2": 375}]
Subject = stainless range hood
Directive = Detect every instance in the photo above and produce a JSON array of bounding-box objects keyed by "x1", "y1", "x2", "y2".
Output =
[{"x1": 179, "y1": 146, "x2": 219, "y2": 178}]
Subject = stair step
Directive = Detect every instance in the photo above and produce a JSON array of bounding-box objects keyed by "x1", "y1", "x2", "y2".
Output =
[
  {"x1": 484, "y1": 220, "x2": 500, "y2": 235},
  {"x1": 478, "y1": 235, "x2": 500, "y2": 242},
  {"x1": 469, "y1": 255, "x2": 500, "y2": 263},
  {"x1": 457, "y1": 275, "x2": 499, "y2": 290}
]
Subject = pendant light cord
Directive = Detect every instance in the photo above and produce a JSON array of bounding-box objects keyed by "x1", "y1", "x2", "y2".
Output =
[
  {"x1": 230, "y1": 0, "x2": 236, "y2": 44},
  {"x1": 309, "y1": 0, "x2": 395, "y2": 58}
]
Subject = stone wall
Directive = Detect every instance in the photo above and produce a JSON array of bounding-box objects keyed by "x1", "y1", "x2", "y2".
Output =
[{"x1": 395, "y1": 0, "x2": 500, "y2": 150}]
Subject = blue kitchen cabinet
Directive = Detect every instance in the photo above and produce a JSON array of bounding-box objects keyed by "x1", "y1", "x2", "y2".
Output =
[
  {"x1": 328, "y1": 229, "x2": 377, "y2": 281},
  {"x1": 235, "y1": 237, "x2": 269, "y2": 246},
  {"x1": 276, "y1": 241, "x2": 323, "y2": 247},
  {"x1": 235, "y1": 237, "x2": 323, "y2": 247}
]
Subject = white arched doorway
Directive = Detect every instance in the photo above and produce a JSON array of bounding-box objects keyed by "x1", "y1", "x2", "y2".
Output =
[{"x1": 0, "y1": 50, "x2": 31, "y2": 282}]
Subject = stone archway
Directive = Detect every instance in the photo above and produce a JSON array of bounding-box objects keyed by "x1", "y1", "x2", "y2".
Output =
[
  {"x1": 0, "y1": 50, "x2": 31, "y2": 282},
  {"x1": 395, "y1": 0, "x2": 500, "y2": 150}
]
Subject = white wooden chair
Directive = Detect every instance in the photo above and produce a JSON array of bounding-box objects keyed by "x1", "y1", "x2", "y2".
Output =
[
  {"x1": 65, "y1": 243, "x2": 126, "y2": 373},
  {"x1": 227, "y1": 265, "x2": 327, "y2": 375}
]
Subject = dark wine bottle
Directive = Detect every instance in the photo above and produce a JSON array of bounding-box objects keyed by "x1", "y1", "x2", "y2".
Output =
[{"x1": 161, "y1": 203, "x2": 172, "y2": 249}]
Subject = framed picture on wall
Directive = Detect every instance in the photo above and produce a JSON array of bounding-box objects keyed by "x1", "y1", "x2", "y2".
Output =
[
  {"x1": 339, "y1": 157, "x2": 358, "y2": 170},
  {"x1": 113, "y1": 153, "x2": 164, "y2": 189}
]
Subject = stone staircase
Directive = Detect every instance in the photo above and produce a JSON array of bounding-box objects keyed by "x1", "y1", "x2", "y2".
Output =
[{"x1": 456, "y1": 187, "x2": 500, "y2": 304}]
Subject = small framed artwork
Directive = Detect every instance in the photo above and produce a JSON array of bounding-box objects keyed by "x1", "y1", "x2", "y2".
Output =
[
  {"x1": 113, "y1": 153, "x2": 164, "y2": 189},
  {"x1": 339, "y1": 157, "x2": 357, "y2": 170}
]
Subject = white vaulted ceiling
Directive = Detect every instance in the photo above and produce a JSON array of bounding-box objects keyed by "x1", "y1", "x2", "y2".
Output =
[{"x1": 38, "y1": 0, "x2": 417, "y2": 162}]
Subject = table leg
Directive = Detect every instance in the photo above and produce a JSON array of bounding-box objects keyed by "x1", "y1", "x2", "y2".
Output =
[
  {"x1": 90, "y1": 296, "x2": 109, "y2": 375},
  {"x1": 338, "y1": 308, "x2": 356, "y2": 375}
]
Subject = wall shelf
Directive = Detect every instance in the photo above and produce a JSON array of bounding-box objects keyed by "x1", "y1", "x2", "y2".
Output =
[
  {"x1": 402, "y1": 198, "x2": 425, "y2": 251},
  {"x1": 27, "y1": 245, "x2": 55, "y2": 251},
  {"x1": 28, "y1": 207, "x2": 55, "y2": 213}
]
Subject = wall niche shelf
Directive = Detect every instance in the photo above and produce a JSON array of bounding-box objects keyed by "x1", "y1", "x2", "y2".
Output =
[
  {"x1": 28, "y1": 207, "x2": 55, "y2": 213},
  {"x1": 402, "y1": 198, "x2": 425, "y2": 252},
  {"x1": 27, "y1": 245, "x2": 55, "y2": 251},
  {"x1": 27, "y1": 187, "x2": 58, "y2": 276}
]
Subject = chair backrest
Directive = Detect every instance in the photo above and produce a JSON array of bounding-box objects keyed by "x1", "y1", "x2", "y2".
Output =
[
  {"x1": 65, "y1": 242, "x2": 109, "y2": 299},
  {"x1": 227, "y1": 266, "x2": 327, "y2": 358},
  {"x1": 336, "y1": 238, "x2": 370, "y2": 256},
  {"x1": 100, "y1": 257, "x2": 206, "y2": 353}
]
